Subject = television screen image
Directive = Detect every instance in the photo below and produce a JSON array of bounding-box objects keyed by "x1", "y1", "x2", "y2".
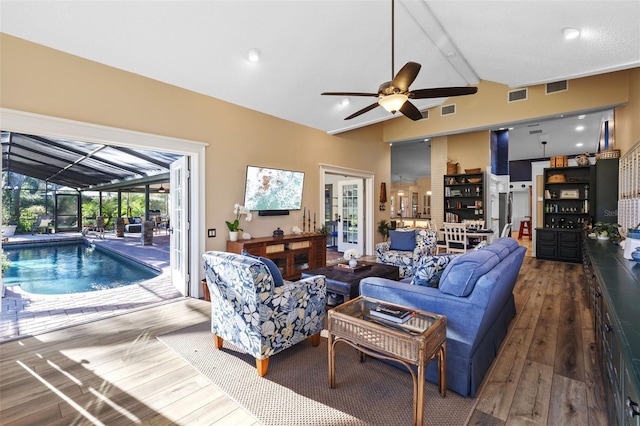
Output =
[{"x1": 243, "y1": 166, "x2": 304, "y2": 211}]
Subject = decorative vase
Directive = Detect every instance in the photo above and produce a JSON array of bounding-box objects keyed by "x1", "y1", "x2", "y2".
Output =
[
  {"x1": 349, "y1": 258, "x2": 358, "y2": 269},
  {"x1": 229, "y1": 231, "x2": 239, "y2": 242}
]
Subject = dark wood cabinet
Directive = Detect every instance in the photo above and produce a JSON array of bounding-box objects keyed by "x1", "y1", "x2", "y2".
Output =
[
  {"x1": 226, "y1": 233, "x2": 327, "y2": 281},
  {"x1": 583, "y1": 238, "x2": 640, "y2": 426},
  {"x1": 443, "y1": 172, "x2": 485, "y2": 223},
  {"x1": 536, "y1": 165, "x2": 594, "y2": 262},
  {"x1": 536, "y1": 228, "x2": 582, "y2": 262}
]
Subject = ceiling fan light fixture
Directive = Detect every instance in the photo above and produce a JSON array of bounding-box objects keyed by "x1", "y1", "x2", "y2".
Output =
[
  {"x1": 246, "y1": 48, "x2": 261, "y2": 62},
  {"x1": 562, "y1": 27, "x2": 581, "y2": 40},
  {"x1": 379, "y1": 93, "x2": 408, "y2": 113}
]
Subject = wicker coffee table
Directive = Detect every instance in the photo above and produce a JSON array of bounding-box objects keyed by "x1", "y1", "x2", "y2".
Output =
[
  {"x1": 301, "y1": 261, "x2": 399, "y2": 305},
  {"x1": 327, "y1": 296, "x2": 446, "y2": 426}
]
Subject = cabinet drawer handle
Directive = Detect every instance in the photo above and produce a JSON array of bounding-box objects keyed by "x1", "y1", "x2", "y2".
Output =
[
  {"x1": 627, "y1": 397, "x2": 640, "y2": 417},
  {"x1": 604, "y1": 323, "x2": 613, "y2": 333}
]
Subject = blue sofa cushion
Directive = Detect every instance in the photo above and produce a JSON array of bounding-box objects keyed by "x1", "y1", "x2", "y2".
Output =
[
  {"x1": 411, "y1": 254, "x2": 458, "y2": 288},
  {"x1": 439, "y1": 250, "x2": 499, "y2": 297},
  {"x1": 242, "y1": 250, "x2": 284, "y2": 287},
  {"x1": 480, "y1": 243, "x2": 510, "y2": 260},
  {"x1": 389, "y1": 230, "x2": 416, "y2": 251}
]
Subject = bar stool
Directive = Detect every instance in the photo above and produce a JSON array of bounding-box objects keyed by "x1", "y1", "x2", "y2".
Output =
[{"x1": 518, "y1": 217, "x2": 532, "y2": 240}]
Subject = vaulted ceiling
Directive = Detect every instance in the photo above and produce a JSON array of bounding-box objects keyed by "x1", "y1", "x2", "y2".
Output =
[{"x1": 1, "y1": 1, "x2": 638, "y2": 184}]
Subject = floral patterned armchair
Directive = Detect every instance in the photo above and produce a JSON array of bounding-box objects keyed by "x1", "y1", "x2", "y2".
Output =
[
  {"x1": 202, "y1": 251, "x2": 326, "y2": 376},
  {"x1": 375, "y1": 229, "x2": 438, "y2": 278}
]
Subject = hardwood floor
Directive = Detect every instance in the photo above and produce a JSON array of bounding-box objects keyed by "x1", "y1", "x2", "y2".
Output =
[{"x1": 0, "y1": 257, "x2": 605, "y2": 425}]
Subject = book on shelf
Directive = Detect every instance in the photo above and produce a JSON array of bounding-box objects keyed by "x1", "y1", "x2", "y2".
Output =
[{"x1": 369, "y1": 304, "x2": 415, "y2": 324}]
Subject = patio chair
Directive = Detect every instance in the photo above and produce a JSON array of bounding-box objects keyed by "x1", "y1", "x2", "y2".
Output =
[{"x1": 32, "y1": 214, "x2": 53, "y2": 234}]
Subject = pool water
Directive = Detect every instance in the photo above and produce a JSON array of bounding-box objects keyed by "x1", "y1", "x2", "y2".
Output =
[{"x1": 3, "y1": 242, "x2": 159, "y2": 295}]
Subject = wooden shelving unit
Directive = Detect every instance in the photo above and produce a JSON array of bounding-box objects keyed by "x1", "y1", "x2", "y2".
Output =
[
  {"x1": 226, "y1": 233, "x2": 327, "y2": 281},
  {"x1": 443, "y1": 172, "x2": 485, "y2": 223},
  {"x1": 536, "y1": 165, "x2": 594, "y2": 263}
]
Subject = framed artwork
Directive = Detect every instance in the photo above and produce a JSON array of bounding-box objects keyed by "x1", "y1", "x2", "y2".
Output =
[{"x1": 560, "y1": 189, "x2": 580, "y2": 199}]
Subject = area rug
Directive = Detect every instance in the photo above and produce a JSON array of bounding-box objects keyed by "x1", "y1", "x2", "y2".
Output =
[{"x1": 157, "y1": 321, "x2": 477, "y2": 425}]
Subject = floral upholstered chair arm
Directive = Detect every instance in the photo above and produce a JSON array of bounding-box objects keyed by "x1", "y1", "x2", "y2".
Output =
[{"x1": 375, "y1": 241, "x2": 392, "y2": 262}]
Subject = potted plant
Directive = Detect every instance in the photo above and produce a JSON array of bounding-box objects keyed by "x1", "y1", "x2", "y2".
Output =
[
  {"x1": 593, "y1": 221, "x2": 620, "y2": 241},
  {"x1": 377, "y1": 219, "x2": 390, "y2": 242}
]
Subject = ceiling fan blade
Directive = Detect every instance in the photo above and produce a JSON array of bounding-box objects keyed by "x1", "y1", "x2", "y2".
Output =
[
  {"x1": 411, "y1": 86, "x2": 478, "y2": 99},
  {"x1": 345, "y1": 102, "x2": 380, "y2": 120},
  {"x1": 399, "y1": 100, "x2": 424, "y2": 121},
  {"x1": 391, "y1": 62, "x2": 421, "y2": 92},
  {"x1": 321, "y1": 92, "x2": 378, "y2": 97}
]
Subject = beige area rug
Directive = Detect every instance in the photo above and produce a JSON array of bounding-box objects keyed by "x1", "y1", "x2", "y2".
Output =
[{"x1": 157, "y1": 322, "x2": 476, "y2": 426}]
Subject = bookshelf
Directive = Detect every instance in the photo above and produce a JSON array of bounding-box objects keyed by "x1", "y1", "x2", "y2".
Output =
[{"x1": 443, "y1": 172, "x2": 485, "y2": 223}]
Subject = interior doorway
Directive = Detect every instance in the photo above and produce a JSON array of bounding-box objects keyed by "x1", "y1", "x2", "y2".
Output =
[
  {"x1": 0, "y1": 109, "x2": 207, "y2": 297},
  {"x1": 320, "y1": 164, "x2": 374, "y2": 260}
]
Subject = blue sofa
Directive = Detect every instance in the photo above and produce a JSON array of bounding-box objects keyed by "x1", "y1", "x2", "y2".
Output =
[{"x1": 360, "y1": 237, "x2": 526, "y2": 397}]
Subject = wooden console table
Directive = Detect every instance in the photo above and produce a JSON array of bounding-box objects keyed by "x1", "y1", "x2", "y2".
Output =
[{"x1": 227, "y1": 233, "x2": 327, "y2": 280}]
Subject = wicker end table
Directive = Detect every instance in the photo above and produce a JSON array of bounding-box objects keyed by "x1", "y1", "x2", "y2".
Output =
[{"x1": 327, "y1": 296, "x2": 446, "y2": 426}]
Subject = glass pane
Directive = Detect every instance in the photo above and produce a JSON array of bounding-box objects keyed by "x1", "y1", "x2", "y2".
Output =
[{"x1": 341, "y1": 183, "x2": 358, "y2": 244}]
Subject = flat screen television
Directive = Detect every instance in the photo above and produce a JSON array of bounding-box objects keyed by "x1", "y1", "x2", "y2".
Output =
[{"x1": 243, "y1": 166, "x2": 304, "y2": 215}]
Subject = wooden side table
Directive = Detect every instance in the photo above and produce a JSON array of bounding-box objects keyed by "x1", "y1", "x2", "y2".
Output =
[{"x1": 327, "y1": 296, "x2": 446, "y2": 426}]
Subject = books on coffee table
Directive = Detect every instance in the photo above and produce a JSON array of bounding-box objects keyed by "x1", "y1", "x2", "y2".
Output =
[{"x1": 369, "y1": 304, "x2": 415, "y2": 324}]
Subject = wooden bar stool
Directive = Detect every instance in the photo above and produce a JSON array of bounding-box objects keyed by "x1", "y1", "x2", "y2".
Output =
[{"x1": 518, "y1": 218, "x2": 532, "y2": 240}]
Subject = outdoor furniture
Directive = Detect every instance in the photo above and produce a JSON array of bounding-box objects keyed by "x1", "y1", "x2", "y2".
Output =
[
  {"x1": 202, "y1": 250, "x2": 326, "y2": 376},
  {"x1": 31, "y1": 215, "x2": 53, "y2": 234}
]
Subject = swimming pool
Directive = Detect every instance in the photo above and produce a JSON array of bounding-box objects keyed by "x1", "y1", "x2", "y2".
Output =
[{"x1": 3, "y1": 242, "x2": 160, "y2": 295}]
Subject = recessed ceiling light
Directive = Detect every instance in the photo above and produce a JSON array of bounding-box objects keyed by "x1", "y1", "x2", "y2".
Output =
[
  {"x1": 562, "y1": 28, "x2": 581, "y2": 40},
  {"x1": 246, "y1": 48, "x2": 261, "y2": 62},
  {"x1": 341, "y1": 98, "x2": 350, "y2": 106},
  {"x1": 576, "y1": 125, "x2": 585, "y2": 131},
  {"x1": 576, "y1": 142, "x2": 584, "y2": 147},
  {"x1": 578, "y1": 115, "x2": 586, "y2": 119}
]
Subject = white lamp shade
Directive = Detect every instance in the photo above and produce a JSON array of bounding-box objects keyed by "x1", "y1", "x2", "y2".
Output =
[{"x1": 378, "y1": 93, "x2": 408, "y2": 113}]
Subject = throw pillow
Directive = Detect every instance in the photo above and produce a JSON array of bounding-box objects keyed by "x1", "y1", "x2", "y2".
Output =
[
  {"x1": 242, "y1": 250, "x2": 284, "y2": 287},
  {"x1": 411, "y1": 254, "x2": 457, "y2": 288},
  {"x1": 389, "y1": 230, "x2": 416, "y2": 251},
  {"x1": 258, "y1": 256, "x2": 285, "y2": 287}
]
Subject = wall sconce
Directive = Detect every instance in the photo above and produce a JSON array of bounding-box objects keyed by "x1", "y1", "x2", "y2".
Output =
[{"x1": 379, "y1": 182, "x2": 387, "y2": 211}]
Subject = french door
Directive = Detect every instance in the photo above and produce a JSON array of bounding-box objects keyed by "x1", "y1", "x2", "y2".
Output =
[
  {"x1": 337, "y1": 179, "x2": 363, "y2": 254},
  {"x1": 170, "y1": 156, "x2": 189, "y2": 295}
]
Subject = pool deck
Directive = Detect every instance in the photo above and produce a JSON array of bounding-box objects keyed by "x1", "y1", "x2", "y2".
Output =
[{"x1": 1, "y1": 231, "x2": 182, "y2": 342}]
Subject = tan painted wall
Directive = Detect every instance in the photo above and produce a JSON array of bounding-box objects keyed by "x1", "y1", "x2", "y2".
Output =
[
  {"x1": 447, "y1": 130, "x2": 491, "y2": 172},
  {"x1": 0, "y1": 34, "x2": 391, "y2": 251},
  {"x1": 614, "y1": 68, "x2": 640, "y2": 154},
  {"x1": 383, "y1": 72, "x2": 633, "y2": 144}
]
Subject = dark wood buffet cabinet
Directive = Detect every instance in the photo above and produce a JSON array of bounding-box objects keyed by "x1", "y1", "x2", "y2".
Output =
[
  {"x1": 226, "y1": 233, "x2": 327, "y2": 281},
  {"x1": 583, "y1": 237, "x2": 640, "y2": 425}
]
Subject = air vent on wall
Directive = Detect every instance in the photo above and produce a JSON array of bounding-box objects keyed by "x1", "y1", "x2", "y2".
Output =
[
  {"x1": 441, "y1": 104, "x2": 456, "y2": 116},
  {"x1": 546, "y1": 80, "x2": 568, "y2": 94},
  {"x1": 508, "y1": 88, "x2": 528, "y2": 103},
  {"x1": 418, "y1": 109, "x2": 430, "y2": 119},
  {"x1": 529, "y1": 129, "x2": 543, "y2": 135}
]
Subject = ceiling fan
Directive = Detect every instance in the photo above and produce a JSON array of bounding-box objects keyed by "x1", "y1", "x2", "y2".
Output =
[{"x1": 321, "y1": 0, "x2": 478, "y2": 121}]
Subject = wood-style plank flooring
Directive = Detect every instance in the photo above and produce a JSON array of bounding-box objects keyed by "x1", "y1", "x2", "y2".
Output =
[{"x1": 0, "y1": 253, "x2": 606, "y2": 425}]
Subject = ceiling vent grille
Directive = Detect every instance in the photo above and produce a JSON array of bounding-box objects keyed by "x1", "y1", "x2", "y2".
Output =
[
  {"x1": 529, "y1": 129, "x2": 543, "y2": 135},
  {"x1": 546, "y1": 80, "x2": 568, "y2": 94},
  {"x1": 441, "y1": 104, "x2": 456, "y2": 116},
  {"x1": 508, "y1": 88, "x2": 528, "y2": 103}
]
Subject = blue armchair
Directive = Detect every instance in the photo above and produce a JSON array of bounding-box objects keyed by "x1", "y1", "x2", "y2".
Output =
[
  {"x1": 375, "y1": 229, "x2": 437, "y2": 277},
  {"x1": 202, "y1": 251, "x2": 326, "y2": 376}
]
